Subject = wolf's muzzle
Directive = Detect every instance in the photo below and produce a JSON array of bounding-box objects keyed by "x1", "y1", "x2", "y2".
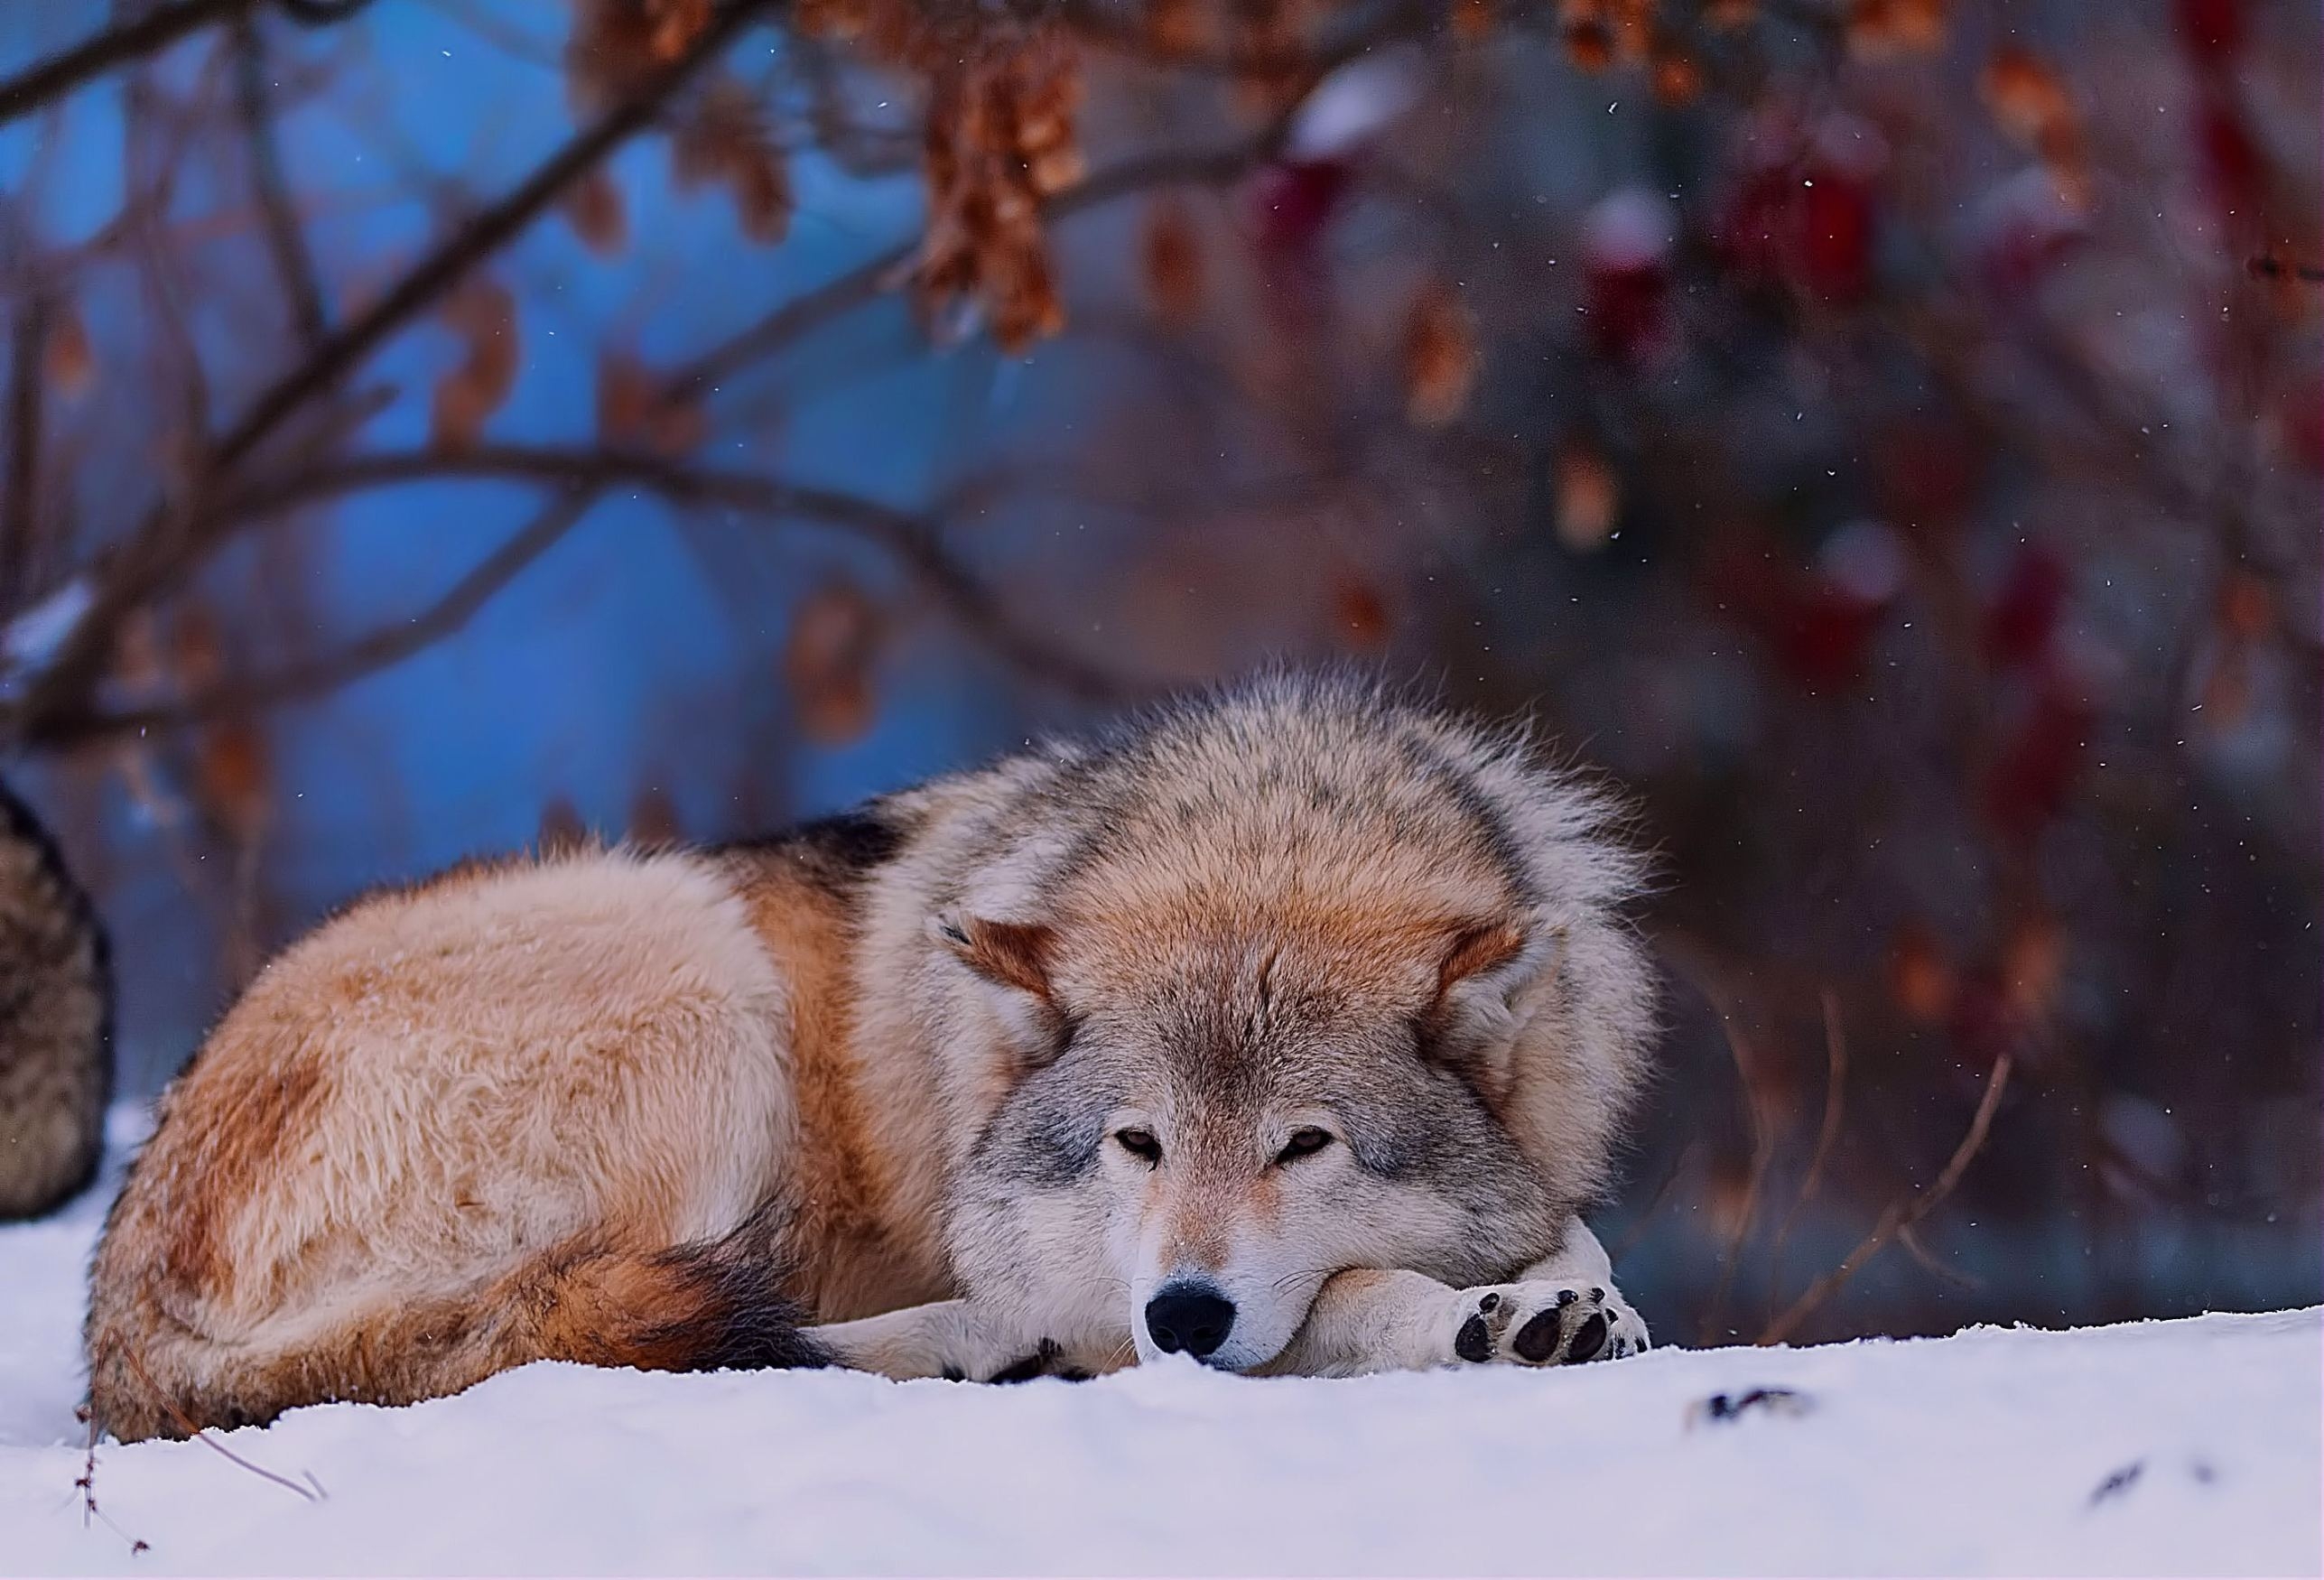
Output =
[{"x1": 1144, "y1": 1284, "x2": 1236, "y2": 1359}]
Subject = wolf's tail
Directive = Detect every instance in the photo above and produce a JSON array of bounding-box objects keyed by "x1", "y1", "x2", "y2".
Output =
[
  {"x1": 86, "y1": 1202, "x2": 829, "y2": 1442},
  {"x1": 0, "y1": 776, "x2": 112, "y2": 1222}
]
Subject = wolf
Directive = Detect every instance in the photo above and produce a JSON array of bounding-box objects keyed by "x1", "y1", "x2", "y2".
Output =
[
  {"x1": 0, "y1": 776, "x2": 113, "y2": 1222},
  {"x1": 85, "y1": 673, "x2": 1657, "y2": 1440}
]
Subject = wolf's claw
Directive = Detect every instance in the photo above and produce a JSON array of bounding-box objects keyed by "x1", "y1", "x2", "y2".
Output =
[
  {"x1": 1443, "y1": 1281, "x2": 1648, "y2": 1367},
  {"x1": 966, "y1": 1339, "x2": 1092, "y2": 1384}
]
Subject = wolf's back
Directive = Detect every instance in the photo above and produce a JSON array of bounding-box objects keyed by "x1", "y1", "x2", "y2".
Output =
[{"x1": 0, "y1": 777, "x2": 112, "y2": 1220}]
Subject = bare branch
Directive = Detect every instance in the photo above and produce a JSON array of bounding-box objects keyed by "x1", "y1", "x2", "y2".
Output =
[
  {"x1": 209, "y1": 0, "x2": 768, "y2": 479},
  {"x1": 34, "y1": 441, "x2": 1134, "y2": 744},
  {"x1": 1697, "y1": 996, "x2": 1779, "y2": 1347},
  {"x1": 276, "y1": 0, "x2": 376, "y2": 24},
  {"x1": 88, "y1": 488, "x2": 598, "y2": 732},
  {"x1": 1, "y1": 0, "x2": 771, "y2": 748},
  {"x1": 1, "y1": 291, "x2": 48, "y2": 618},
  {"x1": 271, "y1": 447, "x2": 1132, "y2": 701},
  {"x1": 0, "y1": 0, "x2": 252, "y2": 130},
  {"x1": 232, "y1": 15, "x2": 330, "y2": 349},
  {"x1": 1764, "y1": 986, "x2": 1851, "y2": 1309},
  {"x1": 1759, "y1": 1048, "x2": 2015, "y2": 1347}
]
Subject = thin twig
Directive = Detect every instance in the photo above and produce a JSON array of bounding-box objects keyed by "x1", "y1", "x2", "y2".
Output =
[
  {"x1": 99, "y1": 487, "x2": 598, "y2": 730},
  {"x1": 232, "y1": 14, "x2": 330, "y2": 349},
  {"x1": 1758, "y1": 1047, "x2": 2016, "y2": 1347},
  {"x1": 74, "y1": 1405, "x2": 151, "y2": 1555},
  {"x1": 1895, "y1": 1221, "x2": 1981, "y2": 1293},
  {"x1": 1607, "y1": 1137, "x2": 1699, "y2": 1267},
  {"x1": 208, "y1": 0, "x2": 766, "y2": 477},
  {"x1": 1697, "y1": 1004, "x2": 1779, "y2": 1346},
  {"x1": 0, "y1": 0, "x2": 251, "y2": 129},
  {"x1": 1, "y1": 290, "x2": 47, "y2": 617},
  {"x1": 1764, "y1": 986, "x2": 1850, "y2": 1312},
  {"x1": 36, "y1": 443, "x2": 1133, "y2": 742},
  {"x1": 118, "y1": 1347, "x2": 323, "y2": 1503},
  {"x1": 2, "y1": 0, "x2": 768, "y2": 748},
  {"x1": 236, "y1": 445, "x2": 1133, "y2": 701},
  {"x1": 2248, "y1": 254, "x2": 2324, "y2": 284}
]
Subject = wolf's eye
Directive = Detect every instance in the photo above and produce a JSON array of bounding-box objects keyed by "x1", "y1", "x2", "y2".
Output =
[
  {"x1": 1113, "y1": 1128, "x2": 1162, "y2": 1165},
  {"x1": 1276, "y1": 1128, "x2": 1334, "y2": 1165}
]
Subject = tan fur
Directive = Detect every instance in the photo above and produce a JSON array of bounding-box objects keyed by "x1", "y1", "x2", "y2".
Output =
[
  {"x1": 86, "y1": 673, "x2": 1659, "y2": 1437},
  {"x1": 88, "y1": 850, "x2": 804, "y2": 1437}
]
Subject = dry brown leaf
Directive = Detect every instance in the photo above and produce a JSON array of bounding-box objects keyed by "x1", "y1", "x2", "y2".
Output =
[
  {"x1": 783, "y1": 580, "x2": 882, "y2": 745},
  {"x1": 170, "y1": 605, "x2": 225, "y2": 692},
  {"x1": 627, "y1": 785, "x2": 683, "y2": 844},
  {"x1": 1650, "y1": 42, "x2": 1702, "y2": 105},
  {"x1": 1333, "y1": 580, "x2": 1392, "y2": 651},
  {"x1": 1401, "y1": 280, "x2": 1479, "y2": 428},
  {"x1": 1555, "y1": 447, "x2": 1621, "y2": 550},
  {"x1": 596, "y1": 349, "x2": 707, "y2": 455},
  {"x1": 1980, "y1": 47, "x2": 2073, "y2": 144},
  {"x1": 1140, "y1": 198, "x2": 1204, "y2": 323},
  {"x1": 562, "y1": 167, "x2": 628, "y2": 256},
  {"x1": 646, "y1": 0, "x2": 711, "y2": 59},
  {"x1": 1981, "y1": 48, "x2": 2088, "y2": 210},
  {"x1": 430, "y1": 277, "x2": 519, "y2": 451},
  {"x1": 1889, "y1": 925, "x2": 1955, "y2": 1023},
  {"x1": 44, "y1": 301, "x2": 93, "y2": 396},
  {"x1": 565, "y1": 0, "x2": 661, "y2": 116},
  {"x1": 1451, "y1": 0, "x2": 1494, "y2": 43},
  {"x1": 1563, "y1": 22, "x2": 1613, "y2": 70},
  {"x1": 1848, "y1": 0, "x2": 1947, "y2": 59},
  {"x1": 2218, "y1": 571, "x2": 2273, "y2": 640},
  {"x1": 111, "y1": 610, "x2": 163, "y2": 692},
  {"x1": 673, "y1": 79, "x2": 793, "y2": 245},
  {"x1": 538, "y1": 795, "x2": 590, "y2": 857},
  {"x1": 1146, "y1": 0, "x2": 1211, "y2": 55},
  {"x1": 195, "y1": 720, "x2": 272, "y2": 842},
  {"x1": 1607, "y1": 0, "x2": 1654, "y2": 62},
  {"x1": 2198, "y1": 649, "x2": 2251, "y2": 730},
  {"x1": 730, "y1": 150, "x2": 794, "y2": 245},
  {"x1": 914, "y1": 25, "x2": 1082, "y2": 353},
  {"x1": 2002, "y1": 915, "x2": 2064, "y2": 1021}
]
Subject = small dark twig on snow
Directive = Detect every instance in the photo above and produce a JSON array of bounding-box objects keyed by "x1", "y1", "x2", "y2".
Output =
[{"x1": 119, "y1": 1348, "x2": 324, "y2": 1504}]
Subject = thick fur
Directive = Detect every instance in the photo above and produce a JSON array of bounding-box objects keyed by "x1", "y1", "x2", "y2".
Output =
[
  {"x1": 0, "y1": 776, "x2": 113, "y2": 1221},
  {"x1": 85, "y1": 673, "x2": 1657, "y2": 1439}
]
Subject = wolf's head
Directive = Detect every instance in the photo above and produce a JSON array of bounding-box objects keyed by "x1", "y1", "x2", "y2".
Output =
[
  {"x1": 941, "y1": 906, "x2": 1592, "y2": 1371},
  {"x1": 925, "y1": 676, "x2": 1655, "y2": 1372}
]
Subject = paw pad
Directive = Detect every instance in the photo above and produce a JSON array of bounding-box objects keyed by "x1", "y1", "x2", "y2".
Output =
[
  {"x1": 1455, "y1": 1312, "x2": 1493, "y2": 1362},
  {"x1": 1511, "y1": 1306, "x2": 1563, "y2": 1362},
  {"x1": 1448, "y1": 1281, "x2": 1646, "y2": 1369}
]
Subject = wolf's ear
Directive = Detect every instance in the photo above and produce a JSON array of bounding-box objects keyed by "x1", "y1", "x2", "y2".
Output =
[
  {"x1": 1436, "y1": 918, "x2": 1529, "y2": 998},
  {"x1": 934, "y1": 913, "x2": 1067, "y2": 1068},
  {"x1": 933, "y1": 913, "x2": 1055, "y2": 999},
  {"x1": 1419, "y1": 915, "x2": 1562, "y2": 1103}
]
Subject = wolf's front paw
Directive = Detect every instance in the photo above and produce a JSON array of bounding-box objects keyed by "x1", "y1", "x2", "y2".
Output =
[{"x1": 1443, "y1": 1283, "x2": 1649, "y2": 1366}]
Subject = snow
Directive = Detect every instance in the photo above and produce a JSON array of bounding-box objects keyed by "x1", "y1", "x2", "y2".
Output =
[{"x1": 5, "y1": 1120, "x2": 2318, "y2": 1575}]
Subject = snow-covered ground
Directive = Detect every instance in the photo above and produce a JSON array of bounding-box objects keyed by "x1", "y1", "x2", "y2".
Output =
[{"x1": 4, "y1": 1119, "x2": 2318, "y2": 1575}]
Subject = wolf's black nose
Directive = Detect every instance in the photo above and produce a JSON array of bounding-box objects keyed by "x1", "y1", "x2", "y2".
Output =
[{"x1": 1145, "y1": 1285, "x2": 1236, "y2": 1358}]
